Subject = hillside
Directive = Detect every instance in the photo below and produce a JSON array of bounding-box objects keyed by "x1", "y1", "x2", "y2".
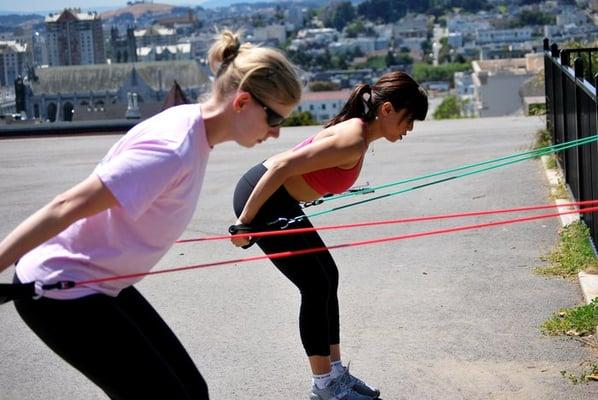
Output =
[{"x1": 100, "y1": 2, "x2": 177, "y2": 19}]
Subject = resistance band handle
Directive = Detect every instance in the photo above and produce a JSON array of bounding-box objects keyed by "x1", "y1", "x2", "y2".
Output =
[
  {"x1": 0, "y1": 280, "x2": 77, "y2": 305},
  {"x1": 42, "y1": 281, "x2": 76, "y2": 291},
  {"x1": 303, "y1": 193, "x2": 336, "y2": 208},
  {"x1": 303, "y1": 199, "x2": 324, "y2": 208},
  {"x1": 228, "y1": 224, "x2": 258, "y2": 249},
  {"x1": 0, "y1": 282, "x2": 35, "y2": 305}
]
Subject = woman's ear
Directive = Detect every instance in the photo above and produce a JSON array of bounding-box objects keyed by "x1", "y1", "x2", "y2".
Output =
[
  {"x1": 232, "y1": 91, "x2": 252, "y2": 113},
  {"x1": 380, "y1": 101, "x2": 394, "y2": 117}
]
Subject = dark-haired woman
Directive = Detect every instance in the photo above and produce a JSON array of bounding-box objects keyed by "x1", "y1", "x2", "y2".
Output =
[{"x1": 231, "y1": 71, "x2": 428, "y2": 400}]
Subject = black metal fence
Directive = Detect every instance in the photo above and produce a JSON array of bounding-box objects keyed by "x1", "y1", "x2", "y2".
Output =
[{"x1": 543, "y1": 38, "x2": 598, "y2": 246}]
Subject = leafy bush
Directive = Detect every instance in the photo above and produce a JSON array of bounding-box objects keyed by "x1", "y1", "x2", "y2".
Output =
[
  {"x1": 283, "y1": 111, "x2": 317, "y2": 127},
  {"x1": 433, "y1": 95, "x2": 464, "y2": 119}
]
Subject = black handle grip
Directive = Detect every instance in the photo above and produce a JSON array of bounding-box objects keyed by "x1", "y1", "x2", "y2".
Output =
[{"x1": 228, "y1": 224, "x2": 258, "y2": 249}]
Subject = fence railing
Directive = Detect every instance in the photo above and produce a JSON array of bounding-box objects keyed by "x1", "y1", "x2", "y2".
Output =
[
  {"x1": 0, "y1": 119, "x2": 136, "y2": 138},
  {"x1": 543, "y1": 38, "x2": 598, "y2": 246}
]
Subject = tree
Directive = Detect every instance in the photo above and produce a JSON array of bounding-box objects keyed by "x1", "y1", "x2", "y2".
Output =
[
  {"x1": 357, "y1": 0, "x2": 407, "y2": 24},
  {"x1": 396, "y1": 52, "x2": 414, "y2": 65},
  {"x1": 323, "y1": 1, "x2": 355, "y2": 31},
  {"x1": 385, "y1": 50, "x2": 397, "y2": 66},
  {"x1": 510, "y1": 10, "x2": 555, "y2": 27},
  {"x1": 412, "y1": 62, "x2": 470, "y2": 83},
  {"x1": 282, "y1": 111, "x2": 317, "y2": 127},
  {"x1": 433, "y1": 95, "x2": 463, "y2": 119},
  {"x1": 309, "y1": 81, "x2": 341, "y2": 92}
]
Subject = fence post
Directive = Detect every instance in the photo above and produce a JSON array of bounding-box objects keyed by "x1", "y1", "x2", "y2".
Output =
[
  {"x1": 544, "y1": 38, "x2": 553, "y2": 134},
  {"x1": 594, "y1": 73, "x2": 598, "y2": 246},
  {"x1": 551, "y1": 43, "x2": 559, "y2": 58},
  {"x1": 561, "y1": 50, "x2": 570, "y2": 68},
  {"x1": 574, "y1": 57, "x2": 584, "y2": 80},
  {"x1": 571, "y1": 57, "x2": 584, "y2": 201},
  {"x1": 558, "y1": 47, "x2": 568, "y2": 173}
]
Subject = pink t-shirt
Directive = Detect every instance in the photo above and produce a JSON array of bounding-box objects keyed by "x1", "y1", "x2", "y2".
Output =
[{"x1": 16, "y1": 104, "x2": 211, "y2": 299}]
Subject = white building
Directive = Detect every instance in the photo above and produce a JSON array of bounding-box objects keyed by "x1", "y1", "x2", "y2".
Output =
[
  {"x1": 296, "y1": 28, "x2": 338, "y2": 43},
  {"x1": 187, "y1": 33, "x2": 213, "y2": 62},
  {"x1": 0, "y1": 41, "x2": 30, "y2": 87},
  {"x1": 471, "y1": 53, "x2": 543, "y2": 117},
  {"x1": 556, "y1": 9, "x2": 588, "y2": 26},
  {"x1": 447, "y1": 14, "x2": 491, "y2": 37},
  {"x1": 454, "y1": 71, "x2": 475, "y2": 117},
  {"x1": 476, "y1": 28, "x2": 533, "y2": 44},
  {"x1": 447, "y1": 32, "x2": 463, "y2": 48},
  {"x1": 253, "y1": 25, "x2": 286, "y2": 45},
  {"x1": 329, "y1": 37, "x2": 388, "y2": 55},
  {"x1": 137, "y1": 43, "x2": 192, "y2": 62},
  {"x1": 135, "y1": 25, "x2": 177, "y2": 47},
  {"x1": 0, "y1": 86, "x2": 16, "y2": 115},
  {"x1": 543, "y1": 23, "x2": 598, "y2": 43},
  {"x1": 290, "y1": 28, "x2": 339, "y2": 51},
  {"x1": 297, "y1": 90, "x2": 352, "y2": 123},
  {"x1": 373, "y1": 24, "x2": 394, "y2": 41},
  {"x1": 287, "y1": 5, "x2": 305, "y2": 28},
  {"x1": 394, "y1": 14, "x2": 428, "y2": 40}
]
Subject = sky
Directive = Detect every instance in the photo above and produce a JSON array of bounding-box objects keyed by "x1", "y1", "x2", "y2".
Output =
[{"x1": 0, "y1": 0, "x2": 252, "y2": 14}]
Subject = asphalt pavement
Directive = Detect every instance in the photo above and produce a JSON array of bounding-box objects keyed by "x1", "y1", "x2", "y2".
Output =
[{"x1": 1, "y1": 116, "x2": 597, "y2": 399}]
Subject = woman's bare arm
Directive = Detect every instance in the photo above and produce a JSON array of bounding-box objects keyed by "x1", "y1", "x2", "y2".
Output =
[{"x1": 0, "y1": 174, "x2": 118, "y2": 273}]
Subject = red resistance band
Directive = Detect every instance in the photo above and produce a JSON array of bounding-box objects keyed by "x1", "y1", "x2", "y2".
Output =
[
  {"x1": 74, "y1": 202, "x2": 598, "y2": 287},
  {"x1": 177, "y1": 200, "x2": 598, "y2": 243}
]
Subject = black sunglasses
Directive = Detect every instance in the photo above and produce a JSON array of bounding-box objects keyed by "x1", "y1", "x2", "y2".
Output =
[{"x1": 251, "y1": 94, "x2": 286, "y2": 127}]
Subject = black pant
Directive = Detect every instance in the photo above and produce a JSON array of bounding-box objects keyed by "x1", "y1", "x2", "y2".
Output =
[
  {"x1": 14, "y1": 276, "x2": 209, "y2": 400},
  {"x1": 233, "y1": 163, "x2": 340, "y2": 356}
]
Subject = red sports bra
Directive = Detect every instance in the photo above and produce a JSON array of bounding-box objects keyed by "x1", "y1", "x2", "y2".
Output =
[{"x1": 292, "y1": 135, "x2": 363, "y2": 195}]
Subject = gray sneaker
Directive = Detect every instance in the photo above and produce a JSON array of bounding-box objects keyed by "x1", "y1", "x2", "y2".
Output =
[
  {"x1": 310, "y1": 377, "x2": 374, "y2": 400},
  {"x1": 338, "y1": 365, "x2": 380, "y2": 398}
]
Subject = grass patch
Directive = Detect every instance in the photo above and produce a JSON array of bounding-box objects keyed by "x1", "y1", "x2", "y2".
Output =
[
  {"x1": 549, "y1": 179, "x2": 570, "y2": 200},
  {"x1": 535, "y1": 221, "x2": 598, "y2": 278},
  {"x1": 541, "y1": 298, "x2": 598, "y2": 337},
  {"x1": 561, "y1": 361, "x2": 598, "y2": 384},
  {"x1": 533, "y1": 128, "x2": 552, "y2": 151},
  {"x1": 544, "y1": 155, "x2": 557, "y2": 170}
]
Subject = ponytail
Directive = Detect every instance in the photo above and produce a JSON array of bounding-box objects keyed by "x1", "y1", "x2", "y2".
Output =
[{"x1": 324, "y1": 84, "x2": 375, "y2": 128}]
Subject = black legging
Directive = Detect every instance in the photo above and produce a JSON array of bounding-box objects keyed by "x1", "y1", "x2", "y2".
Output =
[
  {"x1": 233, "y1": 163, "x2": 340, "y2": 356},
  {"x1": 13, "y1": 276, "x2": 209, "y2": 400}
]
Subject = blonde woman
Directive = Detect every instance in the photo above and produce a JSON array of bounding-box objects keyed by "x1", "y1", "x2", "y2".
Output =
[{"x1": 0, "y1": 30, "x2": 301, "y2": 400}]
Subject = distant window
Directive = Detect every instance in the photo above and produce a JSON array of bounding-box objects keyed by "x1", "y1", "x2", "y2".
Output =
[
  {"x1": 321, "y1": 104, "x2": 326, "y2": 110},
  {"x1": 47, "y1": 103, "x2": 57, "y2": 122},
  {"x1": 63, "y1": 102, "x2": 74, "y2": 121},
  {"x1": 298, "y1": 106, "x2": 302, "y2": 112},
  {"x1": 309, "y1": 104, "x2": 314, "y2": 111}
]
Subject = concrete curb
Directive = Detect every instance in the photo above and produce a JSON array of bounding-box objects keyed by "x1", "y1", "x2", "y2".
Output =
[{"x1": 541, "y1": 155, "x2": 598, "y2": 308}]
